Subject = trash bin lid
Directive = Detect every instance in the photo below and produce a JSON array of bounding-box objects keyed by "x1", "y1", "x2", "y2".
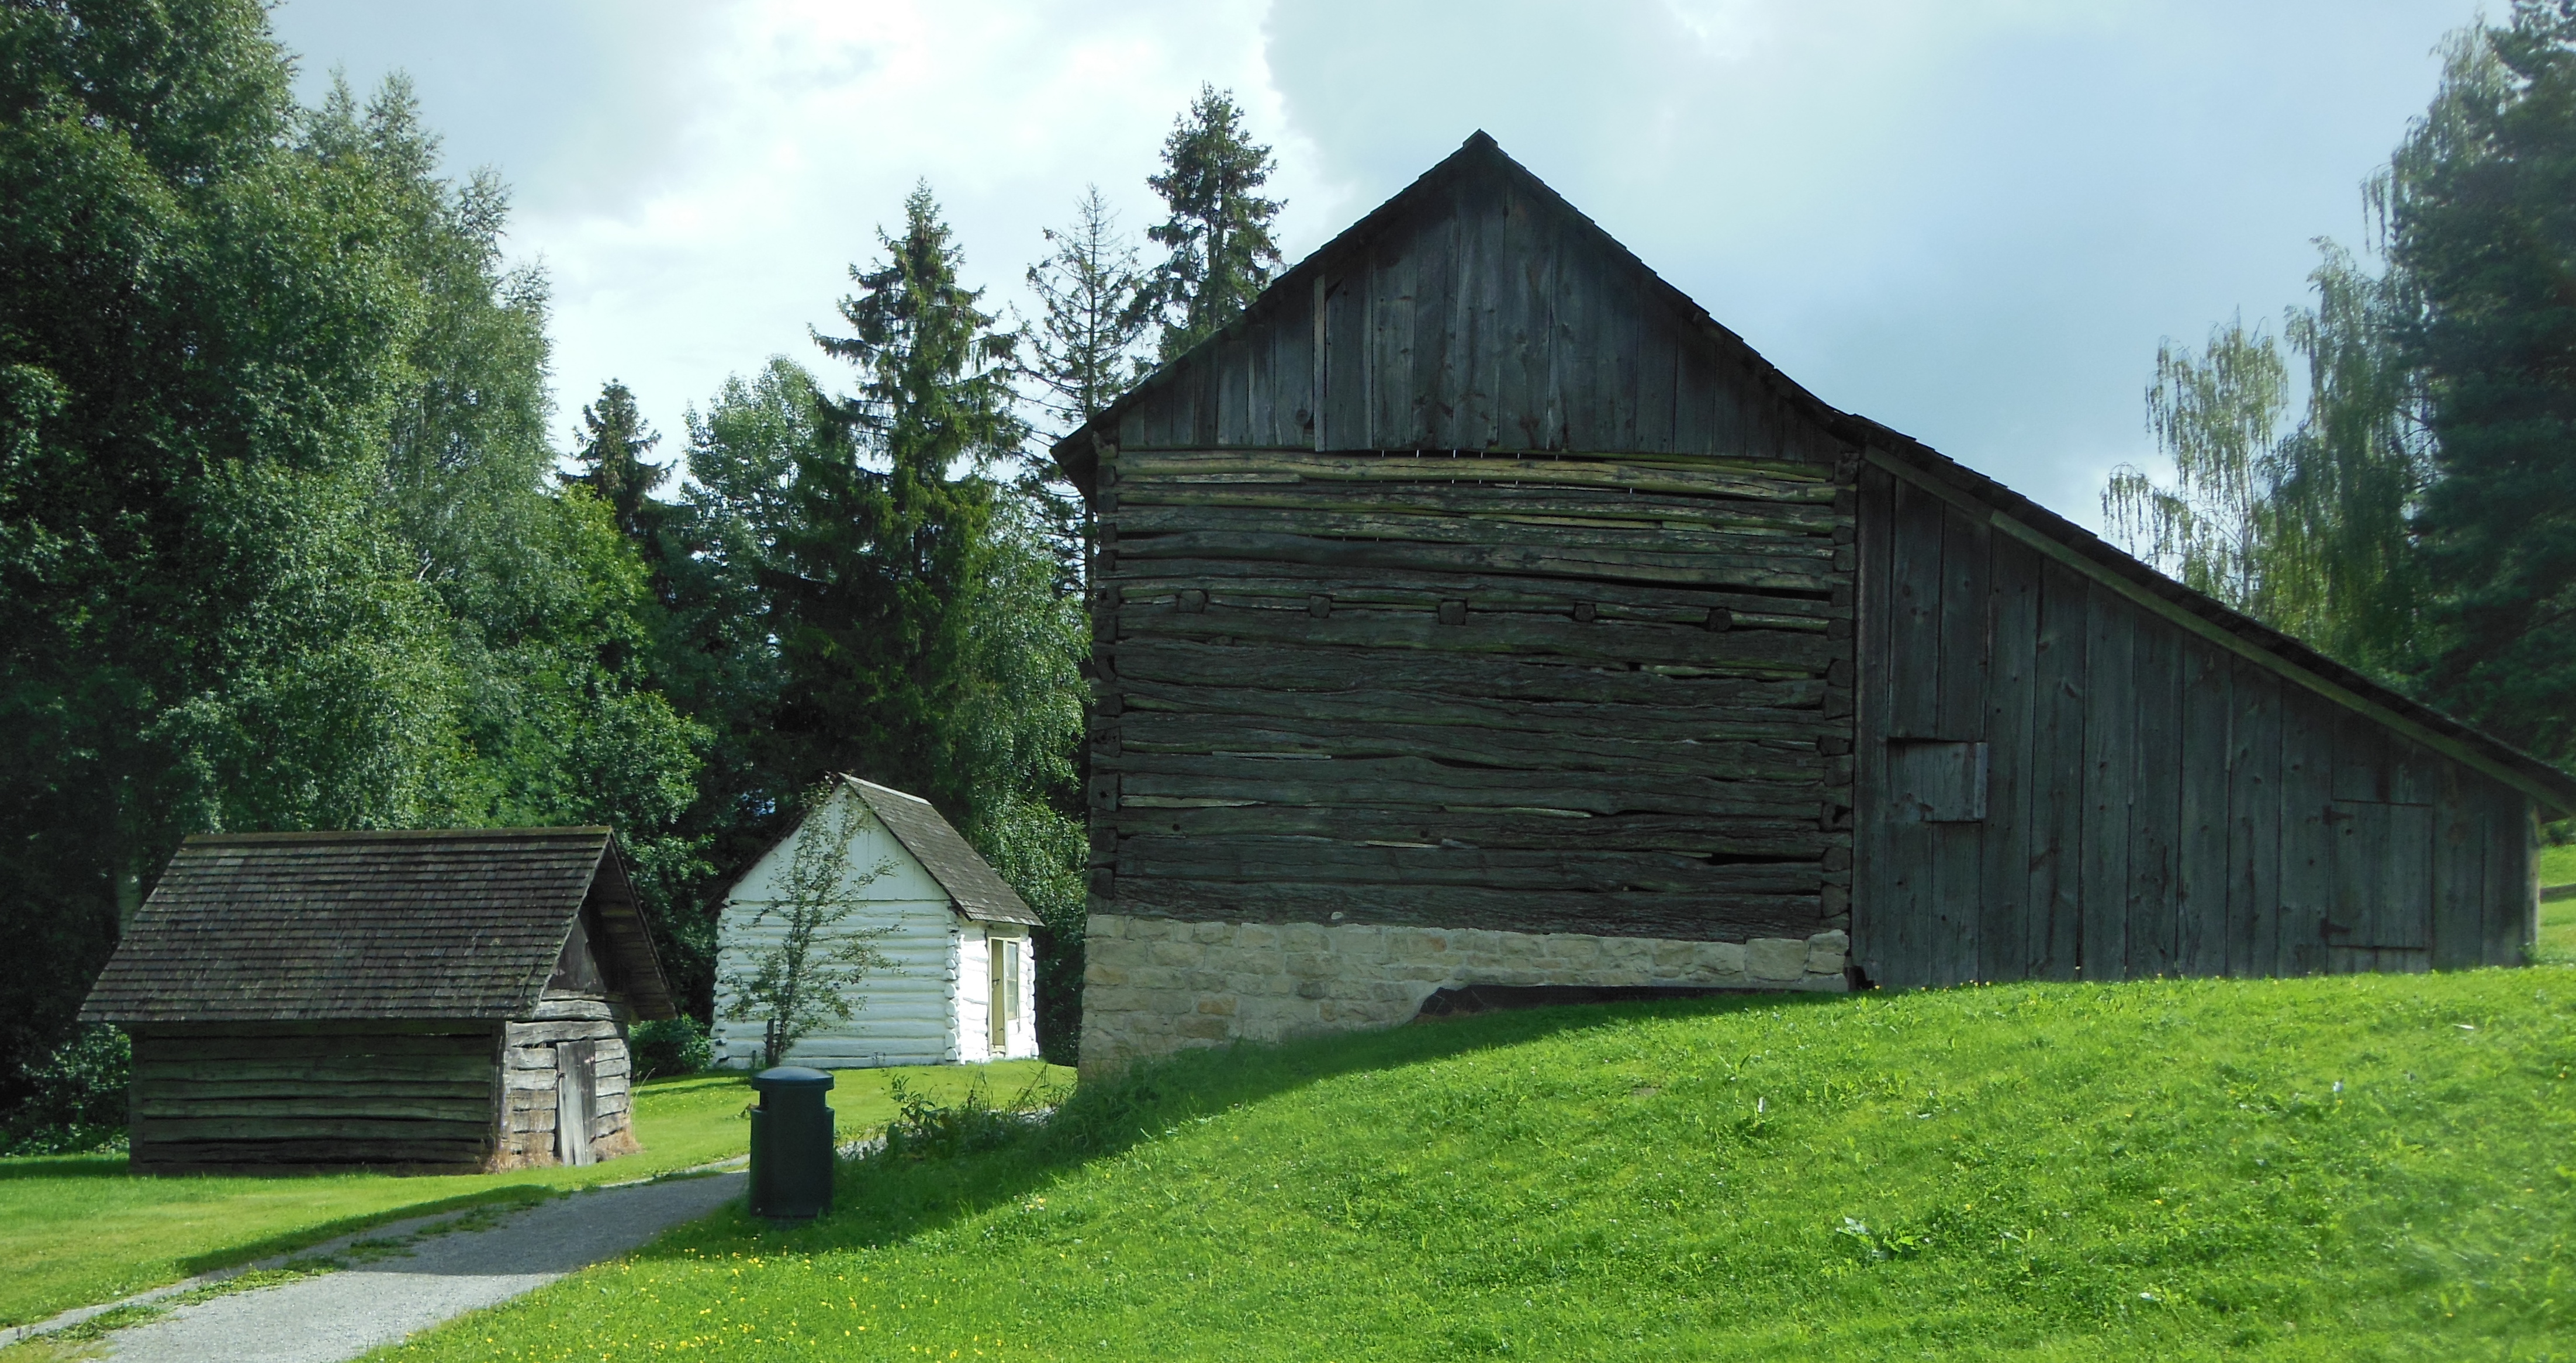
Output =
[{"x1": 752, "y1": 1065, "x2": 835, "y2": 1091}]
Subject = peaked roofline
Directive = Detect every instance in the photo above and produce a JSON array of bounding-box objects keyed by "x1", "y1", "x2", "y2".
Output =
[
  {"x1": 1048, "y1": 130, "x2": 1847, "y2": 494},
  {"x1": 1046, "y1": 130, "x2": 2576, "y2": 818},
  {"x1": 715, "y1": 776, "x2": 1041, "y2": 927}
]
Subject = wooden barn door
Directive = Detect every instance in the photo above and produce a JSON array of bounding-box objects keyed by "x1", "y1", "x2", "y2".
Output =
[{"x1": 555, "y1": 1040, "x2": 596, "y2": 1166}]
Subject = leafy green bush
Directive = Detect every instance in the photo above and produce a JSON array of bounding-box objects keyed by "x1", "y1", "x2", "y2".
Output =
[
  {"x1": 4, "y1": 1026, "x2": 130, "y2": 1156},
  {"x1": 875, "y1": 1072, "x2": 1058, "y2": 1161},
  {"x1": 630, "y1": 1017, "x2": 713, "y2": 1080}
]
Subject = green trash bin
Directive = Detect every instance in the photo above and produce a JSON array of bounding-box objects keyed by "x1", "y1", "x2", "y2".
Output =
[{"x1": 749, "y1": 1066, "x2": 835, "y2": 1221}]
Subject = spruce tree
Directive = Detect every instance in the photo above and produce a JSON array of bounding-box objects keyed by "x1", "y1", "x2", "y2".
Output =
[
  {"x1": 2394, "y1": 8, "x2": 2576, "y2": 762},
  {"x1": 1024, "y1": 186, "x2": 1152, "y2": 436},
  {"x1": 1143, "y1": 85, "x2": 1283, "y2": 361},
  {"x1": 777, "y1": 183, "x2": 1026, "y2": 816},
  {"x1": 569, "y1": 380, "x2": 670, "y2": 545}
]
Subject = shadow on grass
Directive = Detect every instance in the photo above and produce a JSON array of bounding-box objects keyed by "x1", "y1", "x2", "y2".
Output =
[
  {"x1": 170, "y1": 1185, "x2": 561, "y2": 1276},
  {"x1": 644, "y1": 990, "x2": 1855, "y2": 1262}
]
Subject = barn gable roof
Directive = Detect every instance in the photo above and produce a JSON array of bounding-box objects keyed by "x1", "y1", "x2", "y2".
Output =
[
  {"x1": 1053, "y1": 130, "x2": 2576, "y2": 818},
  {"x1": 722, "y1": 777, "x2": 1042, "y2": 928},
  {"x1": 79, "y1": 828, "x2": 677, "y2": 1025}
]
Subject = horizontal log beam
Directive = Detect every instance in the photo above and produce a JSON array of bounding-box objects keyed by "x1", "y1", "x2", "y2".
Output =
[
  {"x1": 1108, "y1": 640, "x2": 1828, "y2": 710},
  {"x1": 1111, "y1": 878, "x2": 1823, "y2": 940},
  {"x1": 1115, "y1": 450, "x2": 1834, "y2": 500},
  {"x1": 1107, "y1": 805, "x2": 1844, "y2": 856},
  {"x1": 1117, "y1": 504, "x2": 1838, "y2": 562},
  {"x1": 1117, "y1": 837, "x2": 1824, "y2": 893},
  {"x1": 1118, "y1": 604, "x2": 1836, "y2": 673},
  {"x1": 1114, "y1": 530, "x2": 1837, "y2": 593},
  {"x1": 1112, "y1": 713, "x2": 1824, "y2": 781},
  {"x1": 1113, "y1": 755, "x2": 1822, "y2": 819},
  {"x1": 1108, "y1": 561, "x2": 1845, "y2": 621}
]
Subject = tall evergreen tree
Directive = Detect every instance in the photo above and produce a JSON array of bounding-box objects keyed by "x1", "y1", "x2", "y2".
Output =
[
  {"x1": 1024, "y1": 186, "x2": 1152, "y2": 437},
  {"x1": 1143, "y1": 85, "x2": 1283, "y2": 361},
  {"x1": 2392, "y1": 7, "x2": 2576, "y2": 762},
  {"x1": 779, "y1": 183, "x2": 1028, "y2": 815},
  {"x1": 569, "y1": 380, "x2": 670, "y2": 546}
]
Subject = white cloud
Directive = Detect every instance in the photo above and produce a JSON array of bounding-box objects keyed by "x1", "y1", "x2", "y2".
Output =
[{"x1": 271, "y1": 0, "x2": 2477, "y2": 524}]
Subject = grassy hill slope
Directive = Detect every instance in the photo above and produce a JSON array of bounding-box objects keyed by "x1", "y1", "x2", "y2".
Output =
[{"x1": 389, "y1": 970, "x2": 2574, "y2": 1361}]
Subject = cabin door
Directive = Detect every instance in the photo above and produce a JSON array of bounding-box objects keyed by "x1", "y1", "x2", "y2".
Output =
[
  {"x1": 988, "y1": 939, "x2": 1008, "y2": 1053},
  {"x1": 555, "y1": 1040, "x2": 596, "y2": 1166}
]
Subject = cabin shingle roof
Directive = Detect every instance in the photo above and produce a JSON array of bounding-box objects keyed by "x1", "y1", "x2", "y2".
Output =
[
  {"x1": 79, "y1": 827, "x2": 677, "y2": 1025},
  {"x1": 843, "y1": 779, "x2": 1043, "y2": 927}
]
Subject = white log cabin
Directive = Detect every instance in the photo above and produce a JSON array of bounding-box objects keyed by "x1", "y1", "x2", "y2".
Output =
[{"x1": 712, "y1": 776, "x2": 1042, "y2": 1068}]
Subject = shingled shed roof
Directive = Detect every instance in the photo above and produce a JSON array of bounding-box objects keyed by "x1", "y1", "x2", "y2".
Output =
[
  {"x1": 80, "y1": 828, "x2": 676, "y2": 1025},
  {"x1": 1050, "y1": 130, "x2": 2576, "y2": 819}
]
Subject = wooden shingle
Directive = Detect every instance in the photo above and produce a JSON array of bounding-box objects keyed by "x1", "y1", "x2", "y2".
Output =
[{"x1": 79, "y1": 828, "x2": 677, "y2": 1024}]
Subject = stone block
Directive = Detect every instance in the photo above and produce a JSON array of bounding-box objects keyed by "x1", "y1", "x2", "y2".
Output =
[
  {"x1": 1194, "y1": 921, "x2": 1232, "y2": 944},
  {"x1": 1746, "y1": 937, "x2": 1809, "y2": 982},
  {"x1": 1282, "y1": 922, "x2": 1329, "y2": 952},
  {"x1": 1543, "y1": 934, "x2": 1601, "y2": 964},
  {"x1": 1693, "y1": 940, "x2": 1748, "y2": 974},
  {"x1": 1236, "y1": 923, "x2": 1281, "y2": 950},
  {"x1": 1176, "y1": 1014, "x2": 1231, "y2": 1040},
  {"x1": 1196, "y1": 995, "x2": 1237, "y2": 1016}
]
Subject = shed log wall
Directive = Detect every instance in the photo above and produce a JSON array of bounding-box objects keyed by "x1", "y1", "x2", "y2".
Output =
[
  {"x1": 127, "y1": 1023, "x2": 502, "y2": 1170},
  {"x1": 1853, "y1": 463, "x2": 2538, "y2": 988},
  {"x1": 494, "y1": 994, "x2": 635, "y2": 1168}
]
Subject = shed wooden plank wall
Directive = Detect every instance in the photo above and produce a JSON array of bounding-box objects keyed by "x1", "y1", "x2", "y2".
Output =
[
  {"x1": 1854, "y1": 465, "x2": 2536, "y2": 987},
  {"x1": 1092, "y1": 448, "x2": 1857, "y2": 942},
  {"x1": 127, "y1": 1023, "x2": 500, "y2": 1169}
]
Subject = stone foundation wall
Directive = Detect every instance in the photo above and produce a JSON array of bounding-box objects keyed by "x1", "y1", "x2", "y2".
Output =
[{"x1": 1078, "y1": 915, "x2": 1849, "y2": 1075}]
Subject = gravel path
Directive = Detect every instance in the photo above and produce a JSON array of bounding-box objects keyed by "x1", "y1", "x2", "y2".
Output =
[{"x1": 99, "y1": 1171, "x2": 745, "y2": 1363}]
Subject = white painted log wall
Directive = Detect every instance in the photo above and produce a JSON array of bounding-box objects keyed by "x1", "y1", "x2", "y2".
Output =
[{"x1": 714, "y1": 787, "x2": 966, "y2": 1068}]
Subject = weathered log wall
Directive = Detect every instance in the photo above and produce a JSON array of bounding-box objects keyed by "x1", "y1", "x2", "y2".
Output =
[
  {"x1": 1854, "y1": 462, "x2": 2538, "y2": 987},
  {"x1": 1090, "y1": 447, "x2": 1859, "y2": 948},
  {"x1": 127, "y1": 1022, "x2": 502, "y2": 1170},
  {"x1": 495, "y1": 994, "x2": 635, "y2": 1168}
]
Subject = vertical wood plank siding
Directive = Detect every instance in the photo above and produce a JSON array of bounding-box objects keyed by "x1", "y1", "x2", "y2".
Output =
[
  {"x1": 1111, "y1": 172, "x2": 1842, "y2": 466},
  {"x1": 1854, "y1": 469, "x2": 2534, "y2": 986}
]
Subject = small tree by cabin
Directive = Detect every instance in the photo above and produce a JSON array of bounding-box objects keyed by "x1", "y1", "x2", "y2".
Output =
[
  {"x1": 713, "y1": 777, "x2": 1042, "y2": 1068},
  {"x1": 720, "y1": 783, "x2": 896, "y2": 1068},
  {"x1": 78, "y1": 828, "x2": 676, "y2": 1171}
]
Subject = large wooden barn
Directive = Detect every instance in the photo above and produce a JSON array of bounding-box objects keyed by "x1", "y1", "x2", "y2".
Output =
[
  {"x1": 1058, "y1": 133, "x2": 2576, "y2": 1073},
  {"x1": 79, "y1": 828, "x2": 675, "y2": 1171}
]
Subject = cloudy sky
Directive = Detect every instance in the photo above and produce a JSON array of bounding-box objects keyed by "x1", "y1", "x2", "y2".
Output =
[{"x1": 269, "y1": 0, "x2": 2477, "y2": 525}]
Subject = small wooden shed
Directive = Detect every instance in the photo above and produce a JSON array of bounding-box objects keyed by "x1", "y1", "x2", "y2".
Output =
[
  {"x1": 79, "y1": 828, "x2": 675, "y2": 1171},
  {"x1": 1054, "y1": 132, "x2": 2576, "y2": 1072},
  {"x1": 712, "y1": 776, "x2": 1042, "y2": 1069}
]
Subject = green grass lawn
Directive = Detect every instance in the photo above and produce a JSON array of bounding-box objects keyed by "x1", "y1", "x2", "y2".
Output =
[
  {"x1": 0, "y1": 1059, "x2": 1066, "y2": 1329},
  {"x1": 385, "y1": 970, "x2": 2575, "y2": 1362}
]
